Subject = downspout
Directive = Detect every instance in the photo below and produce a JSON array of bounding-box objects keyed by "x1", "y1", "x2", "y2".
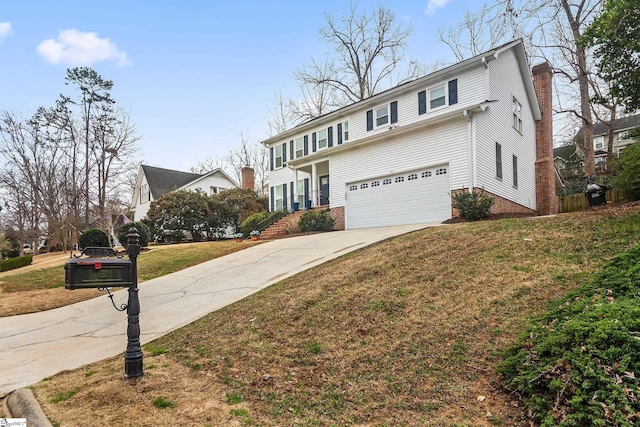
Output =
[{"x1": 462, "y1": 110, "x2": 476, "y2": 192}]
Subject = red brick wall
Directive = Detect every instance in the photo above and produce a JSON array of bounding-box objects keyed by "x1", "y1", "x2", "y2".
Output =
[
  {"x1": 450, "y1": 188, "x2": 535, "y2": 218},
  {"x1": 328, "y1": 207, "x2": 345, "y2": 231},
  {"x1": 532, "y1": 62, "x2": 558, "y2": 215},
  {"x1": 241, "y1": 167, "x2": 255, "y2": 190}
]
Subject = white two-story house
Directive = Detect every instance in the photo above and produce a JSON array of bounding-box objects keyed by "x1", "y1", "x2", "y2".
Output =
[
  {"x1": 261, "y1": 40, "x2": 556, "y2": 229},
  {"x1": 131, "y1": 165, "x2": 239, "y2": 222}
]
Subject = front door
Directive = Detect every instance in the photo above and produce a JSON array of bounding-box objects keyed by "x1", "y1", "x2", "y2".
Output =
[{"x1": 319, "y1": 175, "x2": 330, "y2": 205}]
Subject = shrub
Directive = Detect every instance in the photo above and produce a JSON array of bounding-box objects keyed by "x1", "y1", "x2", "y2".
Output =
[
  {"x1": 117, "y1": 222, "x2": 150, "y2": 247},
  {"x1": 0, "y1": 255, "x2": 32, "y2": 272},
  {"x1": 613, "y1": 140, "x2": 640, "y2": 201},
  {"x1": 78, "y1": 228, "x2": 109, "y2": 249},
  {"x1": 241, "y1": 211, "x2": 270, "y2": 238},
  {"x1": 298, "y1": 210, "x2": 335, "y2": 232},
  {"x1": 452, "y1": 189, "x2": 494, "y2": 220},
  {"x1": 499, "y1": 245, "x2": 640, "y2": 426}
]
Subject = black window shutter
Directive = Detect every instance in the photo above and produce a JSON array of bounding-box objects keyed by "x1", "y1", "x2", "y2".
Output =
[
  {"x1": 270, "y1": 186, "x2": 274, "y2": 211},
  {"x1": 337, "y1": 123, "x2": 343, "y2": 145},
  {"x1": 304, "y1": 135, "x2": 309, "y2": 155},
  {"x1": 304, "y1": 178, "x2": 309, "y2": 205},
  {"x1": 282, "y1": 183, "x2": 288, "y2": 211},
  {"x1": 328, "y1": 126, "x2": 333, "y2": 147},
  {"x1": 418, "y1": 90, "x2": 426, "y2": 115},
  {"x1": 448, "y1": 79, "x2": 458, "y2": 105},
  {"x1": 282, "y1": 143, "x2": 287, "y2": 163},
  {"x1": 290, "y1": 140, "x2": 294, "y2": 160},
  {"x1": 312, "y1": 132, "x2": 317, "y2": 152},
  {"x1": 366, "y1": 109, "x2": 373, "y2": 131},
  {"x1": 270, "y1": 147, "x2": 274, "y2": 171},
  {"x1": 290, "y1": 181, "x2": 294, "y2": 207},
  {"x1": 390, "y1": 101, "x2": 398, "y2": 124}
]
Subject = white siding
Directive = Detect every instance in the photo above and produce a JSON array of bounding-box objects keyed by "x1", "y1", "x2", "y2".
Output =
[
  {"x1": 474, "y1": 49, "x2": 537, "y2": 210},
  {"x1": 185, "y1": 173, "x2": 236, "y2": 195},
  {"x1": 330, "y1": 118, "x2": 469, "y2": 208},
  {"x1": 133, "y1": 174, "x2": 151, "y2": 222}
]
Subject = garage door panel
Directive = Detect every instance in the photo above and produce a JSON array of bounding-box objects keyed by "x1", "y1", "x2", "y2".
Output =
[{"x1": 346, "y1": 165, "x2": 451, "y2": 229}]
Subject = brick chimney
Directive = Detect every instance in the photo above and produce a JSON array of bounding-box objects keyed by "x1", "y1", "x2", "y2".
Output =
[
  {"x1": 241, "y1": 166, "x2": 255, "y2": 191},
  {"x1": 532, "y1": 62, "x2": 557, "y2": 215}
]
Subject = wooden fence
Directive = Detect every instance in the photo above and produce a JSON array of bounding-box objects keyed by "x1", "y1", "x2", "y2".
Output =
[{"x1": 558, "y1": 189, "x2": 625, "y2": 213}]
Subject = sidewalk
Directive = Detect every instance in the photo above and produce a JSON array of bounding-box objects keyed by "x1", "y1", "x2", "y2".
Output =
[{"x1": 0, "y1": 224, "x2": 435, "y2": 394}]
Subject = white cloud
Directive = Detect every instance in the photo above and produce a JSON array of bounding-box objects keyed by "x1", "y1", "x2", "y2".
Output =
[
  {"x1": 0, "y1": 22, "x2": 12, "y2": 43},
  {"x1": 37, "y1": 29, "x2": 132, "y2": 67},
  {"x1": 425, "y1": 0, "x2": 454, "y2": 16}
]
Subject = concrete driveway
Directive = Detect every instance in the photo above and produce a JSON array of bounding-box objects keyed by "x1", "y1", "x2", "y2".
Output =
[{"x1": 0, "y1": 224, "x2": 435, "y2": 394}]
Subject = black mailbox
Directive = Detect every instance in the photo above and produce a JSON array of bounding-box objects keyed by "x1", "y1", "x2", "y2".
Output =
[{"x1": 65, "y1": 257, "x2": 133, "y2": 289}]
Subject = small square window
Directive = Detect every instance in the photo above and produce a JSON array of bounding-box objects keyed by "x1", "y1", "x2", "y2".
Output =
[
  {"x1": 371, "y1": 181, "x2": 380, "y2": 187},
  {"x1": 360, "y1": 183, "x2": 368, "y2": 189},
  {"x1": 421, "y1": 171, "x2": 432, "y2": 178},
  {"x1": 395, "y1": 176, "x2": 405, "y2": 183},
  {"x1": 408, "y1": 173, "x2": 418, "y2": 181},
  {"x1": 383, "y1": 178, "x2": 392, "y2": 185},
  {"x1": 349, "y1": 185, "x2": 358, "y2": 191},
  {"x1": 435, "y1": 168, "x2": 447, "y2": 176}
]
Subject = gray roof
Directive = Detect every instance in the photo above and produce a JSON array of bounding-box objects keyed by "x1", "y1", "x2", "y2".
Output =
[
  {"x1": 575, "y1": 113, "x2": 640, "y2": 140},
  {"x1": 141, "y1": 165, "x2": 203, "y2": 200},
  {"x1": 553, "y1": 145, "x2": 580, "y2": 162}
]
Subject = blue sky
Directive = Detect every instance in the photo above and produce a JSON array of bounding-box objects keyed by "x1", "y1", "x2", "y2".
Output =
[{"x1": 1, "y1": 0, "x2": 480, "y2": 172}]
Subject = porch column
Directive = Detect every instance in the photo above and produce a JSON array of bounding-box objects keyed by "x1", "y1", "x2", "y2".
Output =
[{"x1": 311, "y1": 163, "x2": 318, "y2": 207}]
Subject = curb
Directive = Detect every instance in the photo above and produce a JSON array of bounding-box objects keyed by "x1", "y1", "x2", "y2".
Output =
[{"x1": 4, "y1": 389, "x2": 53, "y2": 427}]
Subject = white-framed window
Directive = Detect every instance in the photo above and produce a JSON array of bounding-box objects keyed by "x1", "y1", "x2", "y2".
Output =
[
  {"x1": 618, "y1": 131, "x2": 630, "y2": 141},
  {"x1": 496, "y1": 142, "x2": 503, "y2": 179},
  {"x1": 436, "y1": 168, "x2": 448, "y2": 176},
  {"x1": 371, "y1": 180, "x2": 380, "y2": 187},
  {"x1": 429, "y1": 85, "x2": 446, "y2": 110},
  {"x1": 383, "y1": 178, "x2": 392, "y2": 185},
  {"x1": 140, "y1": 184, "x2": 150, "y2": 204},
  {"x1": 342, "y1": 121, "x2": 349, "y2": 141},
  {"x1": 594, "y1": 136, "x2": 605, "y2": 150},
  {"x1": 512, "y1": 96, "x2": 522, "y2": 133},
  {"x1": 422, "y1": 171, "x2": 432, "y2": 178},
  {"x1": 274, "y1": 185, "x2": 283, "y2": 211},
  {"x1": 317, "y1": 128, "x2": 328, "y2": 149},
  {"x1": 376, "y1": 105, "x2": 389, "y2": 127},
  {"x1": 295, "y1": 136, "x2": 304, "y2": 158},
  {"x1": 360, "y1": 183, "x2": 368, "y2": 189},
  {"x1": 275, "y1": 145, "x2": 283, "y2": 168},
  {"x1": 513, "y1": 155, "x2": 518, "y2": 188},
  {"x1": 349, "y1": 185, "x2": 358, "y2": 191},
  {"x1": 210, "y1": 186, "x2": 219, "y2": 195}
]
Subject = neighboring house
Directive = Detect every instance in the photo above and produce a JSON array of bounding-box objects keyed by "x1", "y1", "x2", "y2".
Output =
[
  {"x1": 261, "y1": 40, "x2": 556, "y2": 230},
  {"x1": 575, "y1": 113, "x2": 640, "y2": 171},
  {"x1": 131, "y1": 165, "x2": 239, "y2": 222},
  {"x1": 554, "y1": 144, "x2": 585, "y2": 180}
]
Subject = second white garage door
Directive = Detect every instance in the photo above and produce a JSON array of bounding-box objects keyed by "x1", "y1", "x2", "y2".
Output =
[{"x1": 345, "y1": 164, "x2": 451, "y2": 229}]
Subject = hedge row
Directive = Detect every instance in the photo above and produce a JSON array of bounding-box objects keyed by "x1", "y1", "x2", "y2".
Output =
[{"x1": 0, "y1": 255, "x2": 33, "y2": 272}]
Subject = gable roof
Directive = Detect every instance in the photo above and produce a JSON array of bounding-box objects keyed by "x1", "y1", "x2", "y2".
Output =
[
  {"x1": 575, "y1": 113, "x2": 640, "y2": 140},
  {"x1": 141, "y1": 165, "x2": 203, "y2": 200},
  {"x1": 553, "y1": 144, "x2": 581, "y2": 162},
  {"x1": 261, "y1": 39, "x2": 539, "y2": 146}
]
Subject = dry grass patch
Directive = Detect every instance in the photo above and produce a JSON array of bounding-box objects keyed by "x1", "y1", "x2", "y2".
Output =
[
  {"x1": 0, "y1": 240, "x2": 258, "y2": 317},
  {"x1": 32, "y1": 207, "x2": 640, "y2": 426}
]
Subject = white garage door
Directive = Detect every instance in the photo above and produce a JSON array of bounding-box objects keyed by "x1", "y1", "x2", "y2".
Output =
[{"x1": 345, "y1": 165, "x2": 451, "y2": 229}]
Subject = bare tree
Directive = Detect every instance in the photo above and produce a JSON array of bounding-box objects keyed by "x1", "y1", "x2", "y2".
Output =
[
  {"x1": 294, "y1": 3, "x2": 419, "y2": 114},
  {"x1": 438, "y1": 0, "x2": 603, "y2": 176},
  {"x1": 224, "y1": 133, "x2": 269, "y2": 195},
  {"x1": 265, "y1": 89, "x2": 298, "y2": 136}
]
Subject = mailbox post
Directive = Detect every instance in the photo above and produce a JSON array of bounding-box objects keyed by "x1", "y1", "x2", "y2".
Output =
[
  {"x1": 64, "y1": 225, "x2": 144, "y2": 380},
  {"x1": 124, "y1": 226, "x2": 143, "y2": 379}
]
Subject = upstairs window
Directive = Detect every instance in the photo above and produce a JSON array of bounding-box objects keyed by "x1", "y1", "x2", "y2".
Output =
[
  {"x1": 140, "y1": 184, "x2": 150, "y2": 204},
  {"x1": 430, "y1": 85, "x2": 446, "y2": 109},
  {"x1": 376, "y1": 105, "x2": 389, "y2": 127},
  {"x1": 512, "y1": 96, "x2": 522, "y2": 133},
  {"x1": 317, "y1": 128, "x2": 328, "y2": 149},
  {"x1": 343, "y1": 121, "x2": 349, "y2": 141},
  {"x1": 295, "y1": 136, "x2": 304, "y2": 158},
  {"x1": 275, "y1": 145, "x2": 283, "y2": 168},
  {"x1": 210, "y1": 186, "x2": 219, "y2": 195},
  {"x1": 594, "y1": 136, "x2": 605, "y2": 150}
]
